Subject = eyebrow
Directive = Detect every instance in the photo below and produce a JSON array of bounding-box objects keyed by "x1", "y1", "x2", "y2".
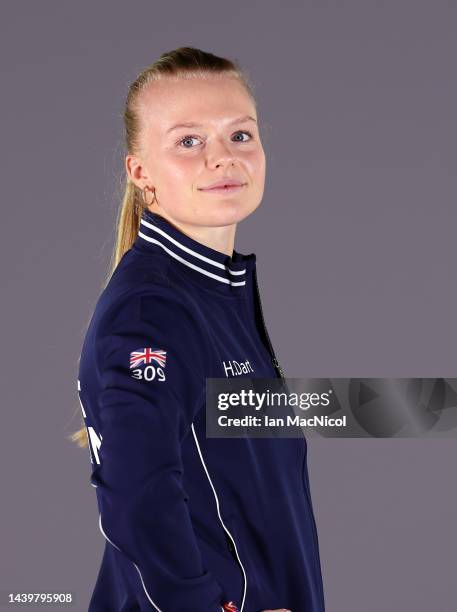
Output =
[{"x1": 166, "y1": 115, "x2": 257, "y2": 135}]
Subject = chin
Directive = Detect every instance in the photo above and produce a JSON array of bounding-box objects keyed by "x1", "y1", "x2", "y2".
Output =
[{"x1": 204, "y1": 200, "x2": 260, "y2": 227}]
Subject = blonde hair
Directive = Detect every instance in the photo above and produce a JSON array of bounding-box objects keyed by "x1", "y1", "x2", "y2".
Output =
[{"x1": 69, "y1": 46, "x2": 256, "y2": 449}]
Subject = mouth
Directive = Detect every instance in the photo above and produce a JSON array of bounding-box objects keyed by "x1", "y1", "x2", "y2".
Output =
[{"x1": 198, "y1": 183, "x2": 246, "y2": 194}]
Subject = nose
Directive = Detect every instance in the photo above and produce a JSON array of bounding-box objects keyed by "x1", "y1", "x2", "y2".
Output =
[{"x1": 206, "y1": 137, "x2": 237, "y2": 168}]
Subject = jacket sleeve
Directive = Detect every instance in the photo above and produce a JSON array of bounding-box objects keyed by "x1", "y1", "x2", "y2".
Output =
[{"x1": 92, "y1": 284, "x2": 227, "y2": 612}]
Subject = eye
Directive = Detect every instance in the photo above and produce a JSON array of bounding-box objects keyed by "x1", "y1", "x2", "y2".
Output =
[
  {"x1": 177, "y1": 130, "x2": 254, "y2": 149},
  {"x1": 178, "y1": 135, "x2": 201, "y2": 148},
  {"x1": 232, "y1": 130, "x2": 253, "y2": 142}
]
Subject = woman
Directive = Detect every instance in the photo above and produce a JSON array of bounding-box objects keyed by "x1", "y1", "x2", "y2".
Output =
[{"x1": 73, "y1": 47, "x2": 325, "y2": 612}]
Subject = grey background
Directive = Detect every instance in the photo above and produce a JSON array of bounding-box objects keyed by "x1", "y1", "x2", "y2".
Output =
[{"x1": 1, "y1": 0, "x2": 456, "y2": 610}]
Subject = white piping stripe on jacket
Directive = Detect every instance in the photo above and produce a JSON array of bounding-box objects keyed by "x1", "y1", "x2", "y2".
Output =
[
  {"x1": 77, "y1": 379, "x2": 97, "y2": 479},
  {"x1": 140, "y1": 218, "x2": 247, "y2": 275},
  {"x1": 138, "y1": 231, "x2": 246, "y2": 286},
  {"x1": 77, "y1": 380, "x2": 86, "y2": 418},
  {"x1": 191, "y1": 422, "x2": 247, "y2": 612},
  {"x1": 98, "y1": 514, "x2": 163, "y2": 612}
]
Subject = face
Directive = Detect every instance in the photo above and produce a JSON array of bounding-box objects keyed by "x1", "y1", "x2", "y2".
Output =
[{"x1": 125, "y1": 74, "x2": 266, "y2": 228}]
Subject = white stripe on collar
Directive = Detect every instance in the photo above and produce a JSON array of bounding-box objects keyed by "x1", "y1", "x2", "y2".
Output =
[
  {"x1": 138, "y1": 230, "x2": 246, "y2": 286},
  {"x1": 139, "y1": 218, "x2": 247, "y2": 286}
]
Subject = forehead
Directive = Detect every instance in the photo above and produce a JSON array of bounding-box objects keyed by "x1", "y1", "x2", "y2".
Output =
[{"x1": 138, "y1": 75, "x2": 256, "y2": 135}]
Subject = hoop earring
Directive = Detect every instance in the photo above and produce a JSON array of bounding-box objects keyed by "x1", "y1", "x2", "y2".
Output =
[
  {"x1": 136, "y1": 186, "x2": 156, "y2": 217},
  {"x1": 141, "y1": 186, "x2": 156, "y2": 206}
]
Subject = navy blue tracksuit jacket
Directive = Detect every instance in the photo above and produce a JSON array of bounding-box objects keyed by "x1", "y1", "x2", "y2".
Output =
[{"x1": 77, "y1": 208, "x2": 325, "y2": 612}]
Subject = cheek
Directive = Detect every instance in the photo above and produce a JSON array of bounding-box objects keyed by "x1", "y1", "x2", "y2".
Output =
[
  {"x1": 160, "y1": 156, "x2": 200, "y2": 191},
  {"x1": 244, "y1": 148, "x2": 265, "y2": 176},
  {"x1": 156, "y1": 159, "x2": 205, "y2": 218}
]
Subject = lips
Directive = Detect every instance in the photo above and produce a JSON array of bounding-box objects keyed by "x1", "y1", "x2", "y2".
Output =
[{"x1": 199, "y1": 178, "x2": 245, "y2": 190}]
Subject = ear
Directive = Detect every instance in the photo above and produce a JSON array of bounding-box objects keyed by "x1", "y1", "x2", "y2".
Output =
[{"x1": 125, "y1": 154, "x2": 153, "y2": 190}]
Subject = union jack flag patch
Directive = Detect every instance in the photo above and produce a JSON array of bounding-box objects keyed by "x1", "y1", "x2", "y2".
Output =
[
  {"x1": 129, "y1": 347, "x2": 167, "y2": 369},
  {"x1": 222, "y1": 602, "x2": 238, "y2": 612}
]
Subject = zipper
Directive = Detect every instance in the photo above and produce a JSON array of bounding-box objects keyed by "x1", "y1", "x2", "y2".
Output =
[
  {"x1": 252, "y1": 268, "x2": 325, "y2": 604},
  {"x1": 252, "y1": 267, "x2": 326, "y2": 606},
  {"x1": 252, "y1": 267, "x2": 285, "y2": 379}
]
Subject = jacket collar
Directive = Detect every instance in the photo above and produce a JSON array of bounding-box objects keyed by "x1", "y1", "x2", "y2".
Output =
[{"x1": 133, "y1": 208, "x2": 256, "y2": 294}]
